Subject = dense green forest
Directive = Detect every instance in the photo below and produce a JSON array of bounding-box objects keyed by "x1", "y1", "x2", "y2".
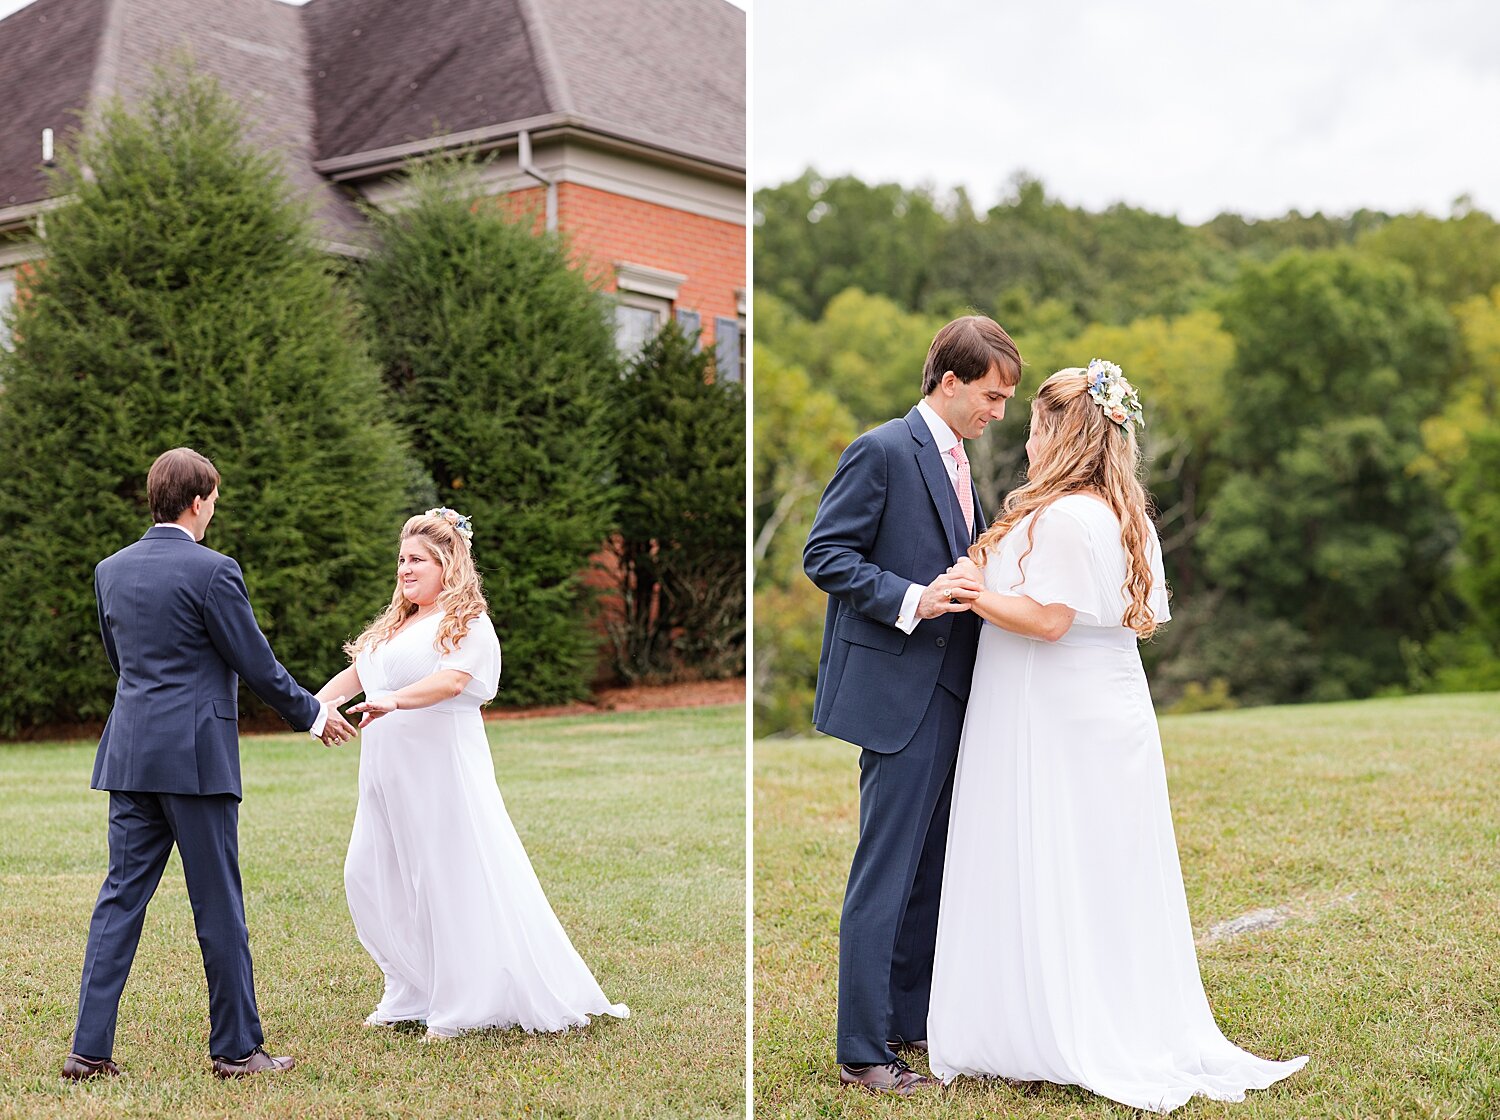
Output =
[{"x1": 754, "y1": 171, "x2": 1500, "y2": 734}]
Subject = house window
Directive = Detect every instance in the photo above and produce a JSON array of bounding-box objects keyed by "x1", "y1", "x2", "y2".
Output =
[
  {"x1": 614, "y1": 261, "x2": 687, "y2": 358},
  {"x1": 714, "y1": 316, "x2": 741, "y2": 382},
  {"x1": 615, "y1": 298, "x2": 668, "y2": 357}
]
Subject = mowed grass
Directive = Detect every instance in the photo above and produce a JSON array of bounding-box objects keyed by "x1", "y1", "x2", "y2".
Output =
[
  {"x1": 755, "y1": 693, "x2": 1500, "y2": 1119},
  {"x1": 0, "y1": 705, "x2": 744, "y2": 1119}
]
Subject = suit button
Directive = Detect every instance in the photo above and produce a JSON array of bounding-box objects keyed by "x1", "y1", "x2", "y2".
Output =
[{"x1": 936, "y1": 637, "x2": 947, "y2": 648}]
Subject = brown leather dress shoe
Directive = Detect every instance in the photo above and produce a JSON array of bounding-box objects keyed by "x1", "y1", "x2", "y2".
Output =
[
  {"x1": 887, "y1": 1038, "x2": 929, "y2": 1055},
  {"x1": 839, "y1": 1058, "x2": 934, "y2": 1094},
  {"x1": 211, "y1": 1045, "x2": 296, "y2": 1079},
  {"x1": 60, "y1": 1053, "x2": 122, "y2": 1081}
]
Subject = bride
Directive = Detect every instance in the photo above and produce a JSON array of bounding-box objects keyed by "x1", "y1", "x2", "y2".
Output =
[
  {"x1": 315, "y1": 508, "x2": 628, "y2": 1038},
  {"x1": 927, "y1": 363, "x2": 1306, "y2": 1112}
]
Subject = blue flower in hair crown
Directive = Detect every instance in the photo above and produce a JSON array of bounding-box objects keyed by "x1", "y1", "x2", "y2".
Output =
[
  {"x1": 425, "y1": 506, "x2": 474, "y2": 544},
  {"x1": 1085, "y1": 359, "x2": 1145, "y2": 431}
]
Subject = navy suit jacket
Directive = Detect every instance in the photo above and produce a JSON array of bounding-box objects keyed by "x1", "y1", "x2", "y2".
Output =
[
  {"x1": 804, "y1": 406, "x2": 987, "y2": 754},
  {"x1": 91, "y1": 526, "x2": 322, "y2": 799}
]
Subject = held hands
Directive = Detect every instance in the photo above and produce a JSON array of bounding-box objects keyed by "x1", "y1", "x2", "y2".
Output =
[
  {"x1": 319, "y1": 696, "x2": 358, "y2": 748},
  {"x1": 916, "y1": 557, "x2": 985, "y2": 620},
  {"x1": 349, "y1": 696, "x2": 398, "y2": 729},
  {"x1": 949, "y1": 556, "x2": 984, "y2": 584}
]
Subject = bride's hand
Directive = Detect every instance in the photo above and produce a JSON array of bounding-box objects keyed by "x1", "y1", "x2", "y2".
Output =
[
  {"x1": 918, "y1": 557, "x2": 985, "y2": 619},
  {"x1": 349, "y1": 696, "x2": 399, "y2": 728},
  {"x1": 947, "y1": 556, "x2": 983, "y2": 583}
]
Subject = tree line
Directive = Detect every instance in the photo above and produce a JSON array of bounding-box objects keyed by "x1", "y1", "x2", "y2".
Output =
[
  {"x1": 0, "y1": 67, "x2": 743, "y2": 737},
  {"x1": 755, "y1": 171, "x2": 1500, "y2": 733}
]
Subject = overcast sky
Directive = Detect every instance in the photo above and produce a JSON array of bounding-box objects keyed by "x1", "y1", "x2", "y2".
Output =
[
  {"x1": 752, "y1": 0, "x2": 1500, "y2": 223},
  {"x1": 0, "y1": 0, "x2": 746, "y2": 14}
]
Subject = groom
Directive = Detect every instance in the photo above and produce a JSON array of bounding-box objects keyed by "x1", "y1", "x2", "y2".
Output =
[
  {"x1": 62, "y1": 447, "x2": 357, "y2": 1082},
  {"x1": 804, "y1": 315, "x2": 1021, "y2": 1093}
]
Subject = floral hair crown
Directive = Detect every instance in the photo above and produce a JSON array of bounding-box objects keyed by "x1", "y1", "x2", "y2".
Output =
[
  {"x1": 1084, "y1": 358, "x2": 1145, "y2": 431},
  {"x1": 424, "y1": 507, "x2": 474, "y2": 544}
]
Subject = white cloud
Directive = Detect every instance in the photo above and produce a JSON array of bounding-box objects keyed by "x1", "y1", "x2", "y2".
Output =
[{"x1": 752, "y1": 0, "x2": 1500, "y2": 221}]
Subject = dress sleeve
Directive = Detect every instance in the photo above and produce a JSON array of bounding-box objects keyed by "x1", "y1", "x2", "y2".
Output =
[
  {"x1": 999, "y1": 505, "x2": 1115, "y2": 627},
  {"x1": 438, "y1": 614, "x2": 502, "y2": 702},
  {"x1": 1147, "y1": 522, "x2": 1172, "y2": 625}
]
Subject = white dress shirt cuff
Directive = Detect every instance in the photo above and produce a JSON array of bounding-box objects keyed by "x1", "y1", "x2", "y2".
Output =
[
  {"x1": 307, "y1": 703, "x2": 330, "y2": 739},
  {"x1": 895, "y1": 582, "x2": 925, "y2": 634}
]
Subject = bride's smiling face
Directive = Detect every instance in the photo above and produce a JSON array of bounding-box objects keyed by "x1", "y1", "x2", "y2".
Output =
[{"x1": 397, "y1": 536, "x2": 444, "y2": 608}]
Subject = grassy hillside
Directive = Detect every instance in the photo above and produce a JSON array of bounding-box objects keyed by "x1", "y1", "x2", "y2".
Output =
[{"x1": 755, "y1": 694, "x2": 1499, "y2": 1118}]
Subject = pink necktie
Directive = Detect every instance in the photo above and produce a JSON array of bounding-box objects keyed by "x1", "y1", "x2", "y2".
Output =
[{"x1": 949, "y1": 443, "x2": 974, "y2": 538}]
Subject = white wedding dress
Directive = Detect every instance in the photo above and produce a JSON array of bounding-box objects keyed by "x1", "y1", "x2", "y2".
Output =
[
  {"x1": 344, "y1": 611, "x2": 628, "y2": 1036},
  {"x1": 928, "y1": 494, "x2": 1306, "y2": 1113}
]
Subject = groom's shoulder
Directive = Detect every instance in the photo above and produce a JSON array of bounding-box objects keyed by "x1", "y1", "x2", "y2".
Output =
[
  {"x1": 847, "y1": 413, "x2": 917, "y2": 457},
  {"x1": 106, "y1": 535, "x2": 236, "y2": 577},
  {"x1": 193, "y1": 544, "x2": 242, "y2": 579},
  {"x1": 875, "y1": 410, "x2": 919, "y2": 442}
]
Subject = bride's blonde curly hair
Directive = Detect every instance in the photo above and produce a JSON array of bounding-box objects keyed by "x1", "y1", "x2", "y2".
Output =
[
  {"x1": 345, "y1": 512, "x2": 488, "y2": 657},
  {"x1": 969, "y1": 367, "x2": 1164, "y2": 638}
]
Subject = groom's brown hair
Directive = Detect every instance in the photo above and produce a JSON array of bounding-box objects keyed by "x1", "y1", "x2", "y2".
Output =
[
  {"x1": 148, "y1": 447, "x2": 220, "y2": 523},
  {"x1": 921, "y1": 315, "x2": 1022, "y2": 395}
]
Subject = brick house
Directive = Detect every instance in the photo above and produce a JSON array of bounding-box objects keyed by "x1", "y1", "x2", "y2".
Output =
[{"x1": 0, "y1": 0, "x2": 746, "y2": 374}]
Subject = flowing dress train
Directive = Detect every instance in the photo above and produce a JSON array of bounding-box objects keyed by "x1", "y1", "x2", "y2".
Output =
[
  {"x1": 928, "y1": 495, "x2": 1305, "y2": 1113},
  {"x1": 345, "y1": 612, "x2": 629, "y2": 1036}
]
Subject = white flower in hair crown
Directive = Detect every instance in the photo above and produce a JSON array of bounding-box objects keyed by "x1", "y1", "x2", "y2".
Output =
[
  {"x1": 425, "y1": 507, "x2": 474, "y2": 543},
  {"x1": 1085, "y1": 358, "x2": 1145, "y2": 431}
]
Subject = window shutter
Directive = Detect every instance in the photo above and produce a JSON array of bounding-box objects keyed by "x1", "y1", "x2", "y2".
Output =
[{"x1": 714, "y1": 317, "x2": 741, "y2": 382}]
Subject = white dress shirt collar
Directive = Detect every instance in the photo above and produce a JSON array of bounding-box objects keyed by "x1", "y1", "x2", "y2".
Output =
[
  {"x1": 156, "y1": 523, "x2": 197, "y2": 540},
  {"x1": 916, "y1": 398, "x2": 961, "y2": 457}
]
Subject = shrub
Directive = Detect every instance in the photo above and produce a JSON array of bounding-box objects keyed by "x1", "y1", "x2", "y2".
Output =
[
  {"x1": 609, "y1": 322, "x2": 745, "y2": 681},
  {"x1": 358, "y1": 160, "x2": 617, "y2": 705},
  {"x1": 0, "y1": 66, "x2": 412, "y2": 735}
]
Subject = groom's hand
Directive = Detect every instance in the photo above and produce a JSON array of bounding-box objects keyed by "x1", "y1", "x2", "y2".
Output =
[{"x1": 319, "y1": 698, "x2": 357, "y2": 747}]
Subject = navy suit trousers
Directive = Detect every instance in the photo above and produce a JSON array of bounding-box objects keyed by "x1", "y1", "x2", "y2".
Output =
[
  {"x1": 73, "y1": 792, "x2": 262, "y2": 1061},
  {"x1": 836, "y1": 685, "x2": 963, "y2": 1066}
]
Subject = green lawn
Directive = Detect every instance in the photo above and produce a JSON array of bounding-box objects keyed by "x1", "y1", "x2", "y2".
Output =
[
  {"x1": 0, "y1": 705, "x2": 745, "y2": 1119},
  {"x1": 754, "y1": 693, "x2": 1500, "y2": 1119}
]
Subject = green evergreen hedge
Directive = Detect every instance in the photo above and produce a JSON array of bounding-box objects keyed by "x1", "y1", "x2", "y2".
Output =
[
  {"x1": 610, "y1": 322, "x2": 745, "y2": 681},
  {"x1": 0, "y1": 68, "x2": 414, "y2": 735},
  {"x1": 358, "y1": 162, "x2": 618, "y2": 706}
]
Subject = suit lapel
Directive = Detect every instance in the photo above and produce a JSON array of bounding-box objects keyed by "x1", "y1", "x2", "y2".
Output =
[{"x1": 904, "y1": 407, "x2": 965, "y2": 560}]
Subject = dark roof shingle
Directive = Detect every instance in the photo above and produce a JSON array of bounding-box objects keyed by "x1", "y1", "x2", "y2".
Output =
[
  {"x1": 304, "y1": 0, "x2": 745, "y2": 170},
  {"x1": 0, "y1": 0, "x2": 109, "y2": 210},
  {"x1": 304, "y1": 0, "x2": 552, "y2": 161},
  {"x1": 0, "y1": 0, "x2": 365, "y2": 242},
  {"x1": 0, "y1": 0, "x2": 744, "y2": 229},
  {"x1": 540, "y1": 0, "x2": 744, "y2": 168}
]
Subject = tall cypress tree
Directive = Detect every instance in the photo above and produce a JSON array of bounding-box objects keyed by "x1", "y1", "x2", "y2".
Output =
[
  {"x1": 359, "y1": 161, "x2": 617, "y2": 705},
  {"x1": 611, "y1": 322, "x2": 745, "y2": 681},
  {"x1": 0, "y1": 66, "x2": 414, "y2": 735}
]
